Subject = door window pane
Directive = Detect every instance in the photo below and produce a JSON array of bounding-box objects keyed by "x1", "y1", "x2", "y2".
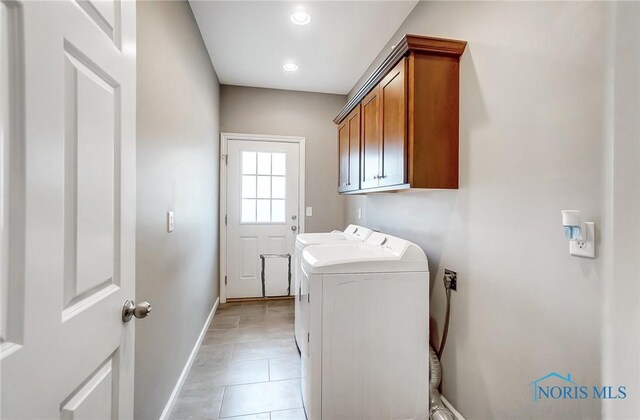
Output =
[
  {"x1": 272, "y1": 153, "x2": 286, "y2": 175},
  {"x1": 241, "y1": 199, "x2": 256, "y2": 223},
  {"x1": 272, "y1": 200, "x2": 285, "y2": 223},
  {"x1": 257, "y1": 176, "x2": 271, "y2": 199},
  {"x1": 242, "y1": 152, "x2": 257, "y2": 174},
  {"x1": 242, "y1": 175, "x2": 256, "y2": 198},
  {"x1": 239, "y1": 151, "x2": 288, "y2": 224},
  {"x1": 272, "y1": 176, "x2": 285, "y2": 199},
  {"x1": 257, "y1": 152, "x2": 271, "y2": 175},
  {"x1": 256, "y1": 199, "x2": 271, "y2": 223}
]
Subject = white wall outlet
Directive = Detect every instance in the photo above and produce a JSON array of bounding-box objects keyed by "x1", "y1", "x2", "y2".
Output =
[
  {"x1": 357, "y1": 208, "x2": 362, "y2": 220},
  {"x1": 569, "y1": 221, "x2": 595, "y2": 258},
  {"x1": 306, "y1": 207, "x2": 313, "y2": 217},
  {"x1": 167, "y1": 211, "x2": 174, "y2": 233}
]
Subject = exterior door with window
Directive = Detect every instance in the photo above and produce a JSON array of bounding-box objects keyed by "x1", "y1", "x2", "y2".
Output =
[{"x1": 226, "y1": 139, "x2": 300, "y2": 299}]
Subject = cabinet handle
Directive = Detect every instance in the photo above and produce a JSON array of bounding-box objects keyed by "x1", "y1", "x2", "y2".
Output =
[{"x1": 373, "y1": 175, "x2": 379, "y2": 180}]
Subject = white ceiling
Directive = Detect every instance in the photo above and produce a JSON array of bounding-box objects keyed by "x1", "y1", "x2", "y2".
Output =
[{"x1": 189, "y1": 1, "x2": 418, "y2": 95}]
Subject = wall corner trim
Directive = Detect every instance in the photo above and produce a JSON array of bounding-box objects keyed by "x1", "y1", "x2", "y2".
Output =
[{"x1": 159, "y1": 297, "x2": 219, "y2": 420}]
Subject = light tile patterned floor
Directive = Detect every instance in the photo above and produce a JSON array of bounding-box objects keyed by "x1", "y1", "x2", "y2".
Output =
[{"x1": 170, "y1": 299, "x2": 305, "y2": 420}]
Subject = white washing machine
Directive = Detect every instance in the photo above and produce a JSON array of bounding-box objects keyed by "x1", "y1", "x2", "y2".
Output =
[
  {"x1": 300, "y1": 232, "x2": 429, "y2": 420},
  {"x1": 293, "y1": 224, "x2": 373, "y2": 352}
]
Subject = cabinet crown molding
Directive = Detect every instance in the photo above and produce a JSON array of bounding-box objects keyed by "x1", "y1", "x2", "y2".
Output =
[{"x1": 334, "y1": 34, "x2": 467, "y2": 124}]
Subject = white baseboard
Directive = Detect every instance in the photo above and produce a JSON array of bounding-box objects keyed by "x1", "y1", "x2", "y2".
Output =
[
  {"x1": 159, "y1": 297, "x2": 219, "y2": 420},
  {"x1": 442, "y1": 395, "x2": 465, "y2": 420}
]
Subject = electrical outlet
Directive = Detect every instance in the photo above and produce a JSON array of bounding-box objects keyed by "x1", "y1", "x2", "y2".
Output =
[{"x1": 444, "y1": 269, "x2": 457, "y2": 291}]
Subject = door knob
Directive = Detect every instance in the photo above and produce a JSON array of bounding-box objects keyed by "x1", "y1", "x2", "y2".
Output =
[
  {"x1": 291, "y1": 226, "x2": 298, "y2": 232},
  {"x1": 122, "y1": 300, "x2": 152, "y2": 322}
]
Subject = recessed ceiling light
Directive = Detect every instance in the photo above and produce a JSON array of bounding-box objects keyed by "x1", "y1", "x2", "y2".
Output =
[
  {"x1": 283, "y1": 63, "x2": 299, "y2": 72},
  {"x1": 290, "y1": 9, "x2": 311, "y2": 25}
]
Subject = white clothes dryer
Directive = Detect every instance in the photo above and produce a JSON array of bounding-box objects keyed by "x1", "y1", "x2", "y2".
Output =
[{"x1": 300, "y1": 232, "x2": 429, "y2": 420}]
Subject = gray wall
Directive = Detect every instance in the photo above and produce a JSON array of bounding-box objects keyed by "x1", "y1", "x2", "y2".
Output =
[
  {"x1": 344, "y1": 1, "x2": 636, "y2": 418},
  {"x1": 220, "y1": 85, "x2": 346, "y2": 233},
  {"x1": 135, "y1": 1, "x2": 220, "y2": 419}
]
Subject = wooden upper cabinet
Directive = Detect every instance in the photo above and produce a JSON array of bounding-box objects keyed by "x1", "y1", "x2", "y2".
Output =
[
  {"x1": 379, "y1": 59, "x2": 407, "y2": 188},
  {"x1": 337, "y1": 105, "x2": 361, "y2": 193},
  {"x1": 334, "y1": 35, "x2": 467, "y2": 194},
  {"x1": 360, "y1": 87, "x2": 381, "y2": 190}
]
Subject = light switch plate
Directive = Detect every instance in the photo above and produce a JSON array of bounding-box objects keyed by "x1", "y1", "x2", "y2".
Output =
[
  {"x1": 357, "y1": 208, "x2": 362, "y2": 220},
  {"x1": 167, "y1": 211, "x2": 174, "y2": 233},
  {"x1": 569, "y1": 222, "x2": 595, "y2": 258},
  {"x1": 306, "y1": 207, "x2": 313, "y2": 217}
]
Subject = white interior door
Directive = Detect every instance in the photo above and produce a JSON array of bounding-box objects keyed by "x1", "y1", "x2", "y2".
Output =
[
  {"x1": 226, "y1": 138, "x2": 301, "y2": 299},
  {"x1": 1, "y1": 1, "x2": 137, "y2": 418}
]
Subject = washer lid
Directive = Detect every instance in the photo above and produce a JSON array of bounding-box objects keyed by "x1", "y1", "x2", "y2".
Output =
[
  {"x1": 302, "y1": 232, "x2": 428, "y2": 274},
  {"x1": 295, "y1": 224, "x2": 373, "y2": 247},
  {"x1": 296, "y1": 232, "x2": 349, "y2": 247}
]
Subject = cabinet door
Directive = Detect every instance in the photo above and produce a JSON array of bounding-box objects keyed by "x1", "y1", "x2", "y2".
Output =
[
  {"x1": 337, "y1": 120, "x2": 350, "y2": 192},
  {"x1": 360, "y1": 86, "x2": 381, "y2": 190},
  {"x1": 346, "y1": 106, "x2": 361, "y2": 191},
  {"x1": 379, "y1": 58, "x2": 407, "y2": 187},
  {"x1": 338, "y1": 106, "x2": 361, "y2": 193}
]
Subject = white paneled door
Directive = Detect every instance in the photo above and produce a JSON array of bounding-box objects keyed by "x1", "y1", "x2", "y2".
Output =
[
  {"x1": 1, "y1": 0, "x2": 137, "y2": 418},
  {"x1": 225, "y1": 137, "x2": 302, "y2": 299}
]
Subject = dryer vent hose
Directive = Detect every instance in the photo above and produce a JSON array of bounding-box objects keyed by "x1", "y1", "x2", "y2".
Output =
[{"x1": 429, "y1": 346, "x2": 454, "y2": 420}]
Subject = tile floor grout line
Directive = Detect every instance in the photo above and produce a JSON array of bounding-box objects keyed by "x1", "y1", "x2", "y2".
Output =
[
  {"x1": 223, "y1": 377, "x2": 302, "y2": 389},
  {"x1": 218, "y1": 410, "x2": 271, "y2": 420},
  {"x1": 217, "y1": 377, "x2": 281, "y2": 388},
  {"x1": 217, "y1": 385, "x2": 227, "y2": 420}
]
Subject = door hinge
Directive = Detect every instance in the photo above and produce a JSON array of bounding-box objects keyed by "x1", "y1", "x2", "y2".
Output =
[
  {"x1": 225, "y1": 275, "x2": 227, "y2": 285},
  {"x1": 307, "y1": 294, "x2": 310, "y2": 303},
  {"x1": 225, "y1": 214, "x2": 227, "y2": 225},
  {"x1": 221, "y1": 154, "x2": 228, "y2": 165},
  {"x1": 307, "y1": 332, "x2": 310, "y2": 343}
]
